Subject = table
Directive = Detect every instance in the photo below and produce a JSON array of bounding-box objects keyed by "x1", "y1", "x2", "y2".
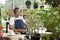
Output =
[
  {"x1": 7, "y1": 34, "x2": 26, "y2": 40},
  {"x1": 2, "y1": 33, "x2": 26, "y2": 40},
  {"x1": 2, "y1": 32, "x2": 52, "y2": 40}
]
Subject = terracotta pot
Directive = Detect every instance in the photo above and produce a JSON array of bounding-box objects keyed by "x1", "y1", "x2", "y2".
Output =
[
  {"x1": 0, "y1": 26, "x2": 3, "y2": 31},
  {"x1": 0, "y1": 26, "x2": 3, "y2": 38},
  {"x1": 0, "y1": 31, "x2": 3, "y2": 38}
]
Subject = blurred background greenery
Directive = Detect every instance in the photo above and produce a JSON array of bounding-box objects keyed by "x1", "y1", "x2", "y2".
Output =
[{"x1": 0, "y1": 0, "x2": 60, "y2": 40}]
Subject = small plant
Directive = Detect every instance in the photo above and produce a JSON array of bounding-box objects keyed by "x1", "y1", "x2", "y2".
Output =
[
  {"x1": 34, "y1": 2, "x2": 38, "y2": 9},
  {"x1": 34, "y1": 0, "x2": 38, "y2": 9},
  {"x1": 25, "y1": 1, "x2": 31, "y2": 5},
  {"x1": 25, "y1": 0, "x2": 31, "y2": 8}
]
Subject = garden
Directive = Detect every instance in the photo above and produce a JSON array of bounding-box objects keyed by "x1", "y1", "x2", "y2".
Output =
[
  {"x1": 0, "y1": 0, "x2": 60, "y2": 40},
  {"x1": 23, "y1": 8, "x2": 60, "y2": 40}
]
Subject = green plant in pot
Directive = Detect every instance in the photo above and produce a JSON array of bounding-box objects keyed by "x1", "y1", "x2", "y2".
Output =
[
  {"x1": 37, "y1": 8, "x2": 60, "y2": 40},
  {"x1": 31, "y1": 32, "x2": 40, "y2": 40},
  {"x1": 23, "y1": 8, "x2": 60, "y2": 40},
  {"x1": 34, "y1": 1, "x2": 38, "y2": 9},
  {"x1": 25, "y1": 0, "x2": 31, "y2": 9},
  {"x1": 37, "y1": 8, "x2": 60, "y2": 32}
]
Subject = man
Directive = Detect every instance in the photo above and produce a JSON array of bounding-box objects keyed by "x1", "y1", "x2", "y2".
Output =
[{"x1": 9, "y1": 8, "x2": 27, "y2": 34}]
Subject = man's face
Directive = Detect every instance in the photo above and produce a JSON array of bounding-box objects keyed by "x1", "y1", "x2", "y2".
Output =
[{"x1": 15, "y1": 9, "x2": 20, "y2": 16}]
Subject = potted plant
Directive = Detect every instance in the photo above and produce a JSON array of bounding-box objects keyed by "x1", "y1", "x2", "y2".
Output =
[
  {"x1": 0, "y1": 25, "x2": 3, "y2": 38},
  {"x1": 37, "y1": 8, "x2": 60, "y2": 40},
  {"x1": 25, "y1": 0, "x2": 31, "y2": 9},
  {"x1": 31, "y1": 33, "x2": 40, "y2": 40},
  {"x1": 23, "y1": 8, "x2": 60, "y2": 40},
  {"x1": 34, "y1": 1, "x2": 38, "y2": 9}
]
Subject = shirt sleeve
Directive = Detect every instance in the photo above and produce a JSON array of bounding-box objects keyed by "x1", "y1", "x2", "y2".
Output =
[
  {"x1": 20, "y1": 16, "x2": 26, "y2": 23},
  {"x1": 9, "y1": 17, "x2": 14, "y2": 26},
  {"x1": 21, "y1": 18, "x2": 26, "y2": 23},
  {"x1": 23, "y1": 19, "x2": 26, "y2": 23}
]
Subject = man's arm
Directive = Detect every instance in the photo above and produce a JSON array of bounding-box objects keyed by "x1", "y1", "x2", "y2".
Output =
[
  {"x1": 9, "y1": 25, "x2": 15, "y2": 30},
  {"x1": 22, "y1": 18, "x2": 28, "y2": 28},
  {"x1": 9, "y1": 25, "x2": 26, "y2": 33},
  {"x1": 24, "y1": 23, "x2": 27, "y2": 28}
]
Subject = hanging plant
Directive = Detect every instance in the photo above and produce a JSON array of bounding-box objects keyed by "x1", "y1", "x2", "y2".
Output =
[
  {"x1": 34, "y1": 2, "x2": 38, "y2": 9},
  {"x1": 25, "y1": 0, "x2": 31, "y2": 8},
  {"x1": 25, "y1": 1, "x2": 31, "y2": 5}
]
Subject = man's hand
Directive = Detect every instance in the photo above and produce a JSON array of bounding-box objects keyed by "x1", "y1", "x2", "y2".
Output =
[
  {"x1": 19, "y1": 29, "x2": 26, "y2": 33},
  {"x1": 14, "y1": 29, "x2": 26, "y2": 33}
]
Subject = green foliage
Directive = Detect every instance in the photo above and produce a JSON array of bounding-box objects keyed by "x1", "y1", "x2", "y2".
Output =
[
  {"x1": 43, "y1": 34, "x2": 54, "y2": 40},
  {"x1": 23, "y1": 8, "x2": 60, "y2": 32},
  {"x1": 45, "y1": 34, "x2": 51, "y2": 40},
  {"x1": 37, "y1": 8, "x2": 60, "y2": 32},
  {"x1": 46, "y1": 0, "x2": 60, "y2": 7},
  {"x1": 0, "y1": 21, "x2": 1, "y2": 25}
]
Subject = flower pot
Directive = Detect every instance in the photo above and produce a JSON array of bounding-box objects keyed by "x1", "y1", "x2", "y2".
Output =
[
  {"x1": 31, "y1": 33, "x2": 40, "y2": 40},
  {"x1": 0, "y1": 26, "x2": 3, "y2": 31},
  {"x1": 34, "y1": 3, "x2": 38, "y2": 9},
  {"x1": 25, "y1": 1, "x2": 31, "y2": 9},
  {"x1": 0, "y1": 26, "x2": 3, "y2": 38},
  {"x1": 26, "y1": 5, "x2": 31, "y2": 9},
  {"x1": 0, "y1": 31, "x2": 3, "y2": 38}
]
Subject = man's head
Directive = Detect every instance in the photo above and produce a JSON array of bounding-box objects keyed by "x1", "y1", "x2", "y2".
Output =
[{"x1": 14, "y1": 8, "x2": 20, "y2": 17}]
